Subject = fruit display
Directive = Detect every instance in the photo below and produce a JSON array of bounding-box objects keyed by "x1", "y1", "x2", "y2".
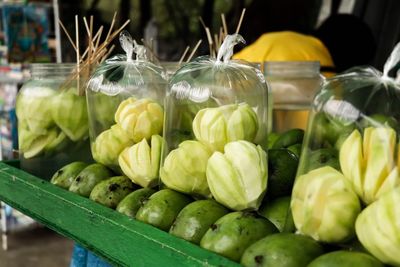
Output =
[
  {"x1": 24, "y1": 33, "x2": 400, "y2": 267},
  {"x1": 161, "y1": 34, "x2": 270, "y2": 212},
  {"x1": 16, "y1": 64, "x2": 93, "y2": 179},
  {"x1": 86, "y1": 32, "x2": 166, "y2": 173}
]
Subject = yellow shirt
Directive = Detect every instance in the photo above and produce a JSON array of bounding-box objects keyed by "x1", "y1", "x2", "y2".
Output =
[{"x1": 233, "y1": 31, "x2": 334, "y2": 68}]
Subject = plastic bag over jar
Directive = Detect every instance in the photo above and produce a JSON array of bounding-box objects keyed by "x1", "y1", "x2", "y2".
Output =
[
  {"x1": 86, "y1": 32, "x2": 167, "y2": 186},
  {"x1": 16, "y1": 64, "x2": 92, "y2": 179},
  {"x1": 291, "y1": 43, "x2": 400, "y2": 264},
  {"x1": 160, "y1": 34, "x2": 271, "y2": 211}
]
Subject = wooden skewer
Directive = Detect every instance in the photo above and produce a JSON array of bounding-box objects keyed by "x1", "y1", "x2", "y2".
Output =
[
  {"x1": 89, "y1": 16, "x2": 94, "y2": 68},
  {"x1": 219, "y1": 27, "x2": 224, "y2": 46},
  {"x1": 75, "y1": 15, "x2": 81, "y2": 94},
  {"x1": 97, "y1": 19, "x2": 130, "y2": 52},
  {"x1": 221, "y1": 13, "x2": 228, "y2": 36},
  {"x1": 205, "y1": 27, "x2": 214, "y2": 57},
  {"x1": 58, "y1": 19, "x2": 77, "y2": 51},
  {"x1": 80, "y1": 26, "x2": 103, "y2": 62},
  {"x1": 214, "y1": 33, "x2": 219, "y2": 51},
  {"x1": 178, "y1": 45, "x2": 190, "y2": 65},
  {"x1": 93, "y1": 26, "x2": 103, "y2": 52},
  {"x1": 101, "y1": 44, "x2": 115, "y2": 63},
  {"x1": 235, "y1": 8, "x2": 246, "y2": 34},
  {"x1": 198, "y1": 16, "x2": 207, "y2": 31},
  {"x1": 106, "y1": 12, "x2": 117, "y2": 41},
  {"x1": 186, "y1": 40, "x2": 202, "y2": 62}
]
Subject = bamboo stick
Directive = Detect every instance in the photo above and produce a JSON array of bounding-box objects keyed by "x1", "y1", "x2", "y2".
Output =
[
  {"x1": 178, "y1": 46, "x2": 190, "y2": 65},
  {"x1": 235, "y1": 8, "x2": 246, "y2": 34},
  {"x1": 186, "y1": 40, "x2": 202, "y2": 62}
]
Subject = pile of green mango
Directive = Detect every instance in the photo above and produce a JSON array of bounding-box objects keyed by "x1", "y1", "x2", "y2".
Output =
[{"x1": 17, "y1": 87, "x2": 89, "y2": 160}]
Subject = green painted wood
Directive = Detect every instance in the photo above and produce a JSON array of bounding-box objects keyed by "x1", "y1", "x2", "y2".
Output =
[{"x1": 0, "y1": 162, "x2": 240, "y2": 267}]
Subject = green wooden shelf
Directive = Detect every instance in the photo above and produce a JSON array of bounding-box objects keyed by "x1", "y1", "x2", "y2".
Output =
[{"x1": 0, "y1": 162, "x2": 239, "y2": 267}]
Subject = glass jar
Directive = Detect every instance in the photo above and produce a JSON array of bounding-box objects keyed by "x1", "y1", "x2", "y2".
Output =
[
  {"x1": 160, "y1": 34, "x2": 271, "y2": 211},
  {"x1": 86, "y1": 50, "x2": 167, "y2": 179},
  {"x1": 16, "y1": 64, "x2": 92, "y2": 179},
  {"x1": 264, "y1": 61, "x2": 322, "y2": 132}
]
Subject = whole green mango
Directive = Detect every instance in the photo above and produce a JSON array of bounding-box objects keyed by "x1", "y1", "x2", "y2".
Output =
[
  {"x1": 116, "y1": 188, "x2": 156, "y2": 218},
  {"x1": 136, "y1": 189, "x2": 192, "y2": 231},
  {"x1": 51, "y1": 162, "x2": 88, "y2": 189},
  {"x1": 89, "y1": 176, "x2": 135, "y2": 208},
  {"x1": 200, "y1": 211, "x2": 278, "y2": 262},
  {"x1": 69, "y1": 163, "x2": 113, "y2": 197},
  {"x1": 169, "y1": 199, "x2": 229, "y2": 244}
]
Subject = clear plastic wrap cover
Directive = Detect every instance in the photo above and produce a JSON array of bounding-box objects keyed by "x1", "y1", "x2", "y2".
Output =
[
  {"x1": 298, "y1": 42, "x2": 400, "y2": 181},
  {"x1": 87, "y1": 54, "x2": 166, "y2": 100},
  {"x1": 166, "y1": 55, "x2": 270, "y2": 151}
]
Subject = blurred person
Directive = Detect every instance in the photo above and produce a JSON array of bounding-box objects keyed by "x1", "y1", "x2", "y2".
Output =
[{"x1": 234, "y1": 14, "x2": 376, "y2": 75}]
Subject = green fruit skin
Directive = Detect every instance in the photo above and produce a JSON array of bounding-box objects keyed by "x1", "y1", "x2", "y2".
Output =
[
  {"x1": 307, "y1": 251, "x2": 384, "y2": 267},
  {"x1": 200, "y1": 211, "x2": 278, "y2": 262},
  {"x1": 258, "y1": 197, "x2": 295, "y2": 233},
  {"x1": 272, "y1": 129, "x2": 304, "y2": 149},
  {"x1": 69, "y1": 163, "x2": 113, "y2": 197},
  {"x1": 50, "y1": 162, "x2": 88, "y2": 189},
  {"x1": 267, "y1": 148, "x2": 299, "y2": 199},
  {"x1": 311, "y1": 113, "x2": 355, "y2": 148},
  {"x1": 307, "y1": 148, "x2": 340, "y2": 172},
  {"x1": 116, "y1": 188, "x2": 156, "y2": 218},
  {"x1": 136, "y1": 189, "x2": 192, "y2": 231},
  {"x1": 267, "y1": 132, "x2": 281, "y2": 149},
  {"x1": 169, "y1": 200, "x2": 229, "y2": 244},
  {"x1": 287, "y1": 143, "x2": 302, "y2": 158},
  {"x1": 241, "y1": 233, "x2": 324, "y2": 267},
  {"x1": 89, "y1": 176, "x2": 135, "y2": 209}
]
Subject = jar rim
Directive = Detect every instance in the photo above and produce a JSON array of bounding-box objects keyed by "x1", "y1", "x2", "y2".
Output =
[{"x1": 264, "y1": 61, "x2": 320, "y2": 76}]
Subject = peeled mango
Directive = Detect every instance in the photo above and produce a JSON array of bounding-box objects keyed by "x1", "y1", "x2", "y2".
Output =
[
  {"x1": 50, "y1": 161, "x2": 88, "y2": 189},
  {"x1": 119, "y1": 135, "x2": 164, "y2": 188},
  {"x1": 92, "y1": 124, "x2": 134, "y2": 169},
  {"x1": 16, "y1": 87, "x2": 56, "y2": 132},
  {"x1": 192, "y1": 103, "x2": 258, "y2": 151},
  {"x1": 169, "y1": 199, "x2": 229, "y2": 244},
  {"x1": 89, "y1": 176, "x2": 135, "y2": 208},
  {"x1": 200, "y1": 211, "x2": 278, "y2": 262},
  {"x1": 356, "y1": 186, "x2": 400, "y2": 267},
  {"x1": 115, "y1": 97, "x2": 164, "y2": 143},
  {"x1": 160, "y1": 140, "x2": 212, "y2": 198},
  {"x1": 206, "y1": 140, "x2": 267, "y2": 210},
  {"x1": 51, "y1": 89, "x2": 88, "y2": 141},
  {"x1": 291, "y1": 166, "x2": 361, "y2": 243},
  {"x1": 340, "y1": 127, "x2": 400, "y2": 204},
  {"x1": 69, "y1": 163, "x2": 113, "y2": 197},
  {"x1": 20, "y1": 127, "x2": 66, "y2": 159}
]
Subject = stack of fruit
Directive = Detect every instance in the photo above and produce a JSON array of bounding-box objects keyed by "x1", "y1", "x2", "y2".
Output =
[
  {"x1": 86, "y1": 34, "x2": 166, "y2": 173},
  {"x1": 51, "y1": 128, "x2": 307, "y2": 265},
  {"x1": 46, "y1": 37, "x2": 400, "y2": 267}
]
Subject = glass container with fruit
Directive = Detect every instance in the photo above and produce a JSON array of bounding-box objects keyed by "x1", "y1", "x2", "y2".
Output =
[
  {"x1": 86, "y1": 32, "x2": 167, "y2": 187},
  {"x1": 16, "y1": 64, "x2": 92, "y2": 179},
  {"x1": 264, "y1": 61, "x2": 322, "y2": 132},
  {"x1": 160, "y1": 34, "x2": 271, "y2": 211},
  {"x1": 291, "y1": 42, "x2": 400, "y2": 267}
]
